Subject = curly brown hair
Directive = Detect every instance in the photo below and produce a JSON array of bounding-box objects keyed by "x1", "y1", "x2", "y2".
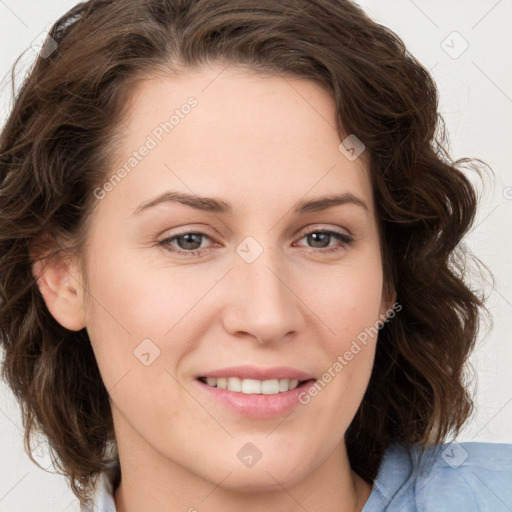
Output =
[{"x1": 0, "y1": 0, "x2": 490, "y2": 504}]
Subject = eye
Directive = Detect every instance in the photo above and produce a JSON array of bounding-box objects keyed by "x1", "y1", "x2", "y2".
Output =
[
  {"x1": 159, "y1": 231, "x2": 214, "y2": 257},
  {"x1": 294, "y1": 229, "x2": 354, "y2": 253},
  {"x1": 158, "y1": 227, "x2": 354, "y2": 257}
]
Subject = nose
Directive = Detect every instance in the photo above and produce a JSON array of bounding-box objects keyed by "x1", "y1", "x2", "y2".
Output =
[{"x1": 222, "y1": 244, "x2": 306, "y2": 345}]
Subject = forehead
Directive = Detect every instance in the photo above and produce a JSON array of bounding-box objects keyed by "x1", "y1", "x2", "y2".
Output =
[{"x1": 99, "y1": 64, "x2": 374, "y2": 219}]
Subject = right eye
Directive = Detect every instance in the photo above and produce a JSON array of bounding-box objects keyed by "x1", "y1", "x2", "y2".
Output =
[{"x1": 159, "y1": 231, "x2": 215, "y2": 257}]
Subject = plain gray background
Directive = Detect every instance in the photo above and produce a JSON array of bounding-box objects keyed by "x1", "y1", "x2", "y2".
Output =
[{"x1": 1, "y1": 1, "x2": 511, "y2": 510}]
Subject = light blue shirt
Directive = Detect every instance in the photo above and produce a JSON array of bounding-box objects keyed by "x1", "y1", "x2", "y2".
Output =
[{"x1": 82, "y1": 442, "x2": 512, "y2": 511}]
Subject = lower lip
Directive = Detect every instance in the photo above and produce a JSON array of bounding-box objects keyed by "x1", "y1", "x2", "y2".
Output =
[{"x1": 195, "y1": 379, "x2": 316, "y2": 419}]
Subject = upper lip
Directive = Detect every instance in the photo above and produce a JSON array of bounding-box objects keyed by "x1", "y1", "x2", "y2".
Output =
[{"x1": 197, "y1": 366, "x2": 315, "y2": 381}]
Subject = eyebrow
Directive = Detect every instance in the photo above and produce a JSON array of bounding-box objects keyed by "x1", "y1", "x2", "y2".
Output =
[{"x1": 131, "y1": 190, "x2": 369, "y2": 216}]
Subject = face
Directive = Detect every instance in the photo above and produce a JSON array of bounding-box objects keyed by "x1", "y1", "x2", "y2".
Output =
[{"x1": 63, "y1": 65, "x2": 394, "y2": 490}]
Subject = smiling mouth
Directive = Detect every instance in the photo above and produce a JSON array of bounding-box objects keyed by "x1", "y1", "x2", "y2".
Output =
[{"x1": 197, "y1": 377, "x2": 313, "y2": 395}]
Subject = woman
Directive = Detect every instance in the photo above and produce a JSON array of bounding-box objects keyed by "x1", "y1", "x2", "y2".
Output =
[{"x1": 1, "y1": 1, "x2": 510, "y2": 511}]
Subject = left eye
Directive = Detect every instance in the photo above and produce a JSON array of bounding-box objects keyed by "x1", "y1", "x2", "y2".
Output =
[
  {"x1": 159, "y1": 229, "x2": 353, "y2": 256},
  {"x1": 296, "y1": 230, "x2": 353, "y2": 250}
]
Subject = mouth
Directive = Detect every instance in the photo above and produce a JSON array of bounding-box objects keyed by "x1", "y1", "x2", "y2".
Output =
[
  {"x1": 197, "y1": 376, "x2": 313, "y2": 395},
  {"x1": 194, "y1": 366, "x2": 317, "y2": 419}
]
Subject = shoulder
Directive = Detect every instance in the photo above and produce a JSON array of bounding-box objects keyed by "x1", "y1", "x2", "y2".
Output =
[
  {"x1": 413, "y1": 442, "x2": 512, "y2": 512},
  {"x1": 364, "y1": 442, "x2": 512, "y2": 512}
]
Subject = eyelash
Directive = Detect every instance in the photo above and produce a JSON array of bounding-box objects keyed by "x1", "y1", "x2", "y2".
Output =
[{"x1": 158, "y1": 228, "x2": 354, "y2": 257}]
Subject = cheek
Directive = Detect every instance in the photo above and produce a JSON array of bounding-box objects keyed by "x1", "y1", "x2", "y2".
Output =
[
  {"x1": 83, "y1": 247, "x2": 227, "y2": 388},
  {"x1": 305, "y1": 256, "x2": 385, "y2": 349},
  {"x1": 85, "y1": 244, "x2": 206, "y2": 334},
  {"x1": 298, "y1": 253, "x2": 384, "y2": 405}
]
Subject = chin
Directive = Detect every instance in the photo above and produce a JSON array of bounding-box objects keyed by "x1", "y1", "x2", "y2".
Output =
[
  {"x1": 196, "y1": 452, "x2": 312, "y2": 492},
  {"x1": 212, "y1": 467, "x2": 306, "y2": 493}
]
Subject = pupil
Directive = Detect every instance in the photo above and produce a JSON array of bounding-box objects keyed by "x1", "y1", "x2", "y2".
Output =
[
  {"x1": 308, "y1": 232, "x2": 329, "y2": 248},
  {"x1": 178, "y1": 233, "x2": 202, "y2": 250}
]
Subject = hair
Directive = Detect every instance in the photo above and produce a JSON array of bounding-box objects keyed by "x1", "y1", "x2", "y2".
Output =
[{"x1": 0, "y1": 0, "x2": 492, "y2": 504}]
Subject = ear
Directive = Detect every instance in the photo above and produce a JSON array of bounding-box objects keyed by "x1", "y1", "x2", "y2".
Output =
[{"x1": 32, "y1": 252, "x2": 87, "y2": 331}]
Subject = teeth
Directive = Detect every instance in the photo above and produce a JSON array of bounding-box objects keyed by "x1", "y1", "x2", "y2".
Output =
[
  {"x1": 242, "y1": 379, "x2": 261, "y2": 394},
  {"x1": 228, "y1": 377, "x2": 242, "y2": 392},
  {"x1": 202, "y1": 377, "x2": 302, "y2": 394},
  {"x1": 261, "y1": 379, "x2": 278, "y2": 394},
  {"x1": 279, "y1": 379, "x2": 289, "y2": 392}
]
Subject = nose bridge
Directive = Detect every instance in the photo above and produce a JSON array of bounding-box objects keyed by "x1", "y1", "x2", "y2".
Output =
[{"x1": 223, "y1": 236, "x2": 303, "y2": 343}]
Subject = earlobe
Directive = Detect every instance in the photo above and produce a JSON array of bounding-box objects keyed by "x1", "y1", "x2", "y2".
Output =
[{"x1": 32, "y1": 255, "x2": 86, "y2": 331}]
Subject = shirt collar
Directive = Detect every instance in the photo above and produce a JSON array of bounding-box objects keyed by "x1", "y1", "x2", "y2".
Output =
[{"x1": 81, "y1": 459, "x2": 120, "y2": 512}]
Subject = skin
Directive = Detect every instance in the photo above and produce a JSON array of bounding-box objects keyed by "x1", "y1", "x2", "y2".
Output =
[{"x1": 35, "y1": 64, "x2": 395, "y2": 512}]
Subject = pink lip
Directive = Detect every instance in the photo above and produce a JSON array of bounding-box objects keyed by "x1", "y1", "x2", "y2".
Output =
[
  {"x1": 197, "y1": 365, "x2": 315, "y2": 381},
  {"x1": 194, "y1": 366, "x2": 317, "y2": 419},
  {"x1": 195, "y1": 379, "x2": 316, "y2": 419}
]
